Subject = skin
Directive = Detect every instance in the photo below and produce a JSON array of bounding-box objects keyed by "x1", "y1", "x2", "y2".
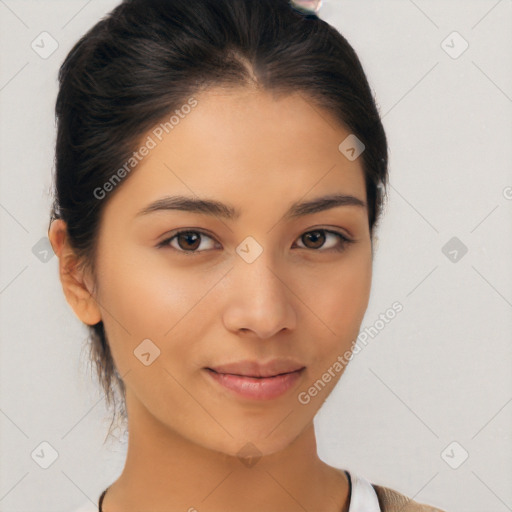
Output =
[{"x1": 49, "y1": 86, "x2": 373, "y2": 512}]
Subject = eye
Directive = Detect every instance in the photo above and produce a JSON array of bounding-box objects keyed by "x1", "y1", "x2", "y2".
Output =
[
  {"x1": 157, "y1": 228, "x2": 354, "y2": 255},
  {"x1": 157, "y1": 230, "x2": 219, "y2": 255},
  {"x1": 293, "y1": 229, "x2": 355, "y2": 253}
]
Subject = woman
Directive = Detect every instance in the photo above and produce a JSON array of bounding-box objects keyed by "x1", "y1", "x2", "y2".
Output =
[{"x1": 48, "y1": 0, "x2": 447, "y2": 510}]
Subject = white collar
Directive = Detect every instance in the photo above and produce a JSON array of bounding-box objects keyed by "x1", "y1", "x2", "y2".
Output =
[{"x1": 347, "y1": 471, "x2": 381, "y2": 512}]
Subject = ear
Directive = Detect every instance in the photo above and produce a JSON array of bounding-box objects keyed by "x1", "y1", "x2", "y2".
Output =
[{"x1": 48, "y1": 219, "x2": 102, "y2": 326}]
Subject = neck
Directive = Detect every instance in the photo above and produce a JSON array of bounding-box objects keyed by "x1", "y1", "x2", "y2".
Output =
[{"x1": 101, "y1": 392, "x2": 349, "y2": 512}]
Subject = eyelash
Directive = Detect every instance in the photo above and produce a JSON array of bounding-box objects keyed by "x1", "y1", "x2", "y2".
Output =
[{"x1": 157, "y1": 228, "x2": 355, "y2": 255}]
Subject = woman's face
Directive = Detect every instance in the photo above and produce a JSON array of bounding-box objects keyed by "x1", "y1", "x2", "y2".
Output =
[{"x1": 89, "y1": 87, "x2": 372, "y2": 457}]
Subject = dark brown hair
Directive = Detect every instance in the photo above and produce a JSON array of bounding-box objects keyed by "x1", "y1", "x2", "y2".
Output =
[{"x1": 49, "y1": 0, "x2": 388, "y2": 438}]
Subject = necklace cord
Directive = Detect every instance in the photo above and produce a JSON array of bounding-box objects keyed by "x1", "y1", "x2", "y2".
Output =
[{"x1": 98, "y1": 487, "x2": 108, "y2": 511}]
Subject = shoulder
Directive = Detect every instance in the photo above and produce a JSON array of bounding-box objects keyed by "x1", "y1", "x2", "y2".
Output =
[{"x1": 372, "y1": 483, "x2": 448, "y2": 512}]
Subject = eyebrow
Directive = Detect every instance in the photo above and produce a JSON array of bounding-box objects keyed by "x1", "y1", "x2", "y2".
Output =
[{"x1": 135, "y1": 193, "x2": 366, "y2": 221}]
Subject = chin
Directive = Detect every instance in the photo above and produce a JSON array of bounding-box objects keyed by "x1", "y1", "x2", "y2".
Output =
[{"x1": 197, "y1": 422, "x2": 308, "y2": 463}]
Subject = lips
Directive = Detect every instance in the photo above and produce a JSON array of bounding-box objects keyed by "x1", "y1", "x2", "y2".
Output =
[
  {"x1": 207, "y1": 359, "x2": 305, "y2": 378},
  {"x1": 205, "y1": 366, "x2": 305, "y2": 400}
]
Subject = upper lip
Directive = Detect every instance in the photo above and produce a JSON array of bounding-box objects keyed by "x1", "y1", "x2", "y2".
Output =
[{"x1": 207, "y1": 359, "x2": 305, "y2": 378}]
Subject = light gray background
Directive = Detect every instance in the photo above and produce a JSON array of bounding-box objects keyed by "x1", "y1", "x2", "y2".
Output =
[{"x1": 1, "y1": 1, "x2": 511, "y2": 511}]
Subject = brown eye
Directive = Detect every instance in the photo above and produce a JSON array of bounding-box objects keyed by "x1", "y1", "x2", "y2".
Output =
[
  {"x1": 158, "y1": 230, "x2": 218, "y2": 254},
  {"x1": 176, "y1": 231, "x2": 201, "y2": 251},
  {"x1": 302, "y1": 230, "x2": 326, "y2": 249},
  {"x1": 294, "y1": 229, "x2": 354, "y2": 253}
]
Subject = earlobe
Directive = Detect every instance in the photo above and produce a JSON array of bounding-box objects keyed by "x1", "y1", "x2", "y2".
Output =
[{"x1": 48, "y1": 219, "x2": 102, "y2": 326}]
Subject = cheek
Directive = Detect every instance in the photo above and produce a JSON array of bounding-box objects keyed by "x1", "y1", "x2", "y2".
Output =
[
  {"x1": 94, "y1": 245, "x2": 238, "y2": 396},
  {"x1": 94, "y1": 247, "x2": 211, "y2": 369},
  {"x1": 294, "y1": 252, "x2": 372, "y2": 404},
  {"x1": 98, "y1": 245, "x2": 208, "y2": 329},
  {"x1": 305, "y1": 250, "x2": 371, "y2": 326},
  {"x1": 298, "y1": 248, "x2": 372, "y2": 361}
]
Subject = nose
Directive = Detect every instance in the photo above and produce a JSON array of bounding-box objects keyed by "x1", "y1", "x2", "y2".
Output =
[{"x1": 222, "y1": 252, "x2": 298, "y2": 339}]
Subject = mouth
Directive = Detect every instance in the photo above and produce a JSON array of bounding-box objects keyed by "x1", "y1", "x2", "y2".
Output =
[
  {"x1": 206, "y1": 358, "x2": 305, "y2": 378},
  {"x1": 204, "y1": 367, "x2": 305, "y2": 400}
]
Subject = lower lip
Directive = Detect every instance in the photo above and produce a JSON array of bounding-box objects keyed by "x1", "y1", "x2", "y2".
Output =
[{"x1": 205, "y1": 368, "x2": 305, "y2": 400}]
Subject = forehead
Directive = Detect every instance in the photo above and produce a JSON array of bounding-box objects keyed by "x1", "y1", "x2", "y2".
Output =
[
  {"x1": 162, "y1": 87, "x2": 354, "y2": 168},
  {"x1": 102, "y1": 87, "x2": 367, "y2": 218}
]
